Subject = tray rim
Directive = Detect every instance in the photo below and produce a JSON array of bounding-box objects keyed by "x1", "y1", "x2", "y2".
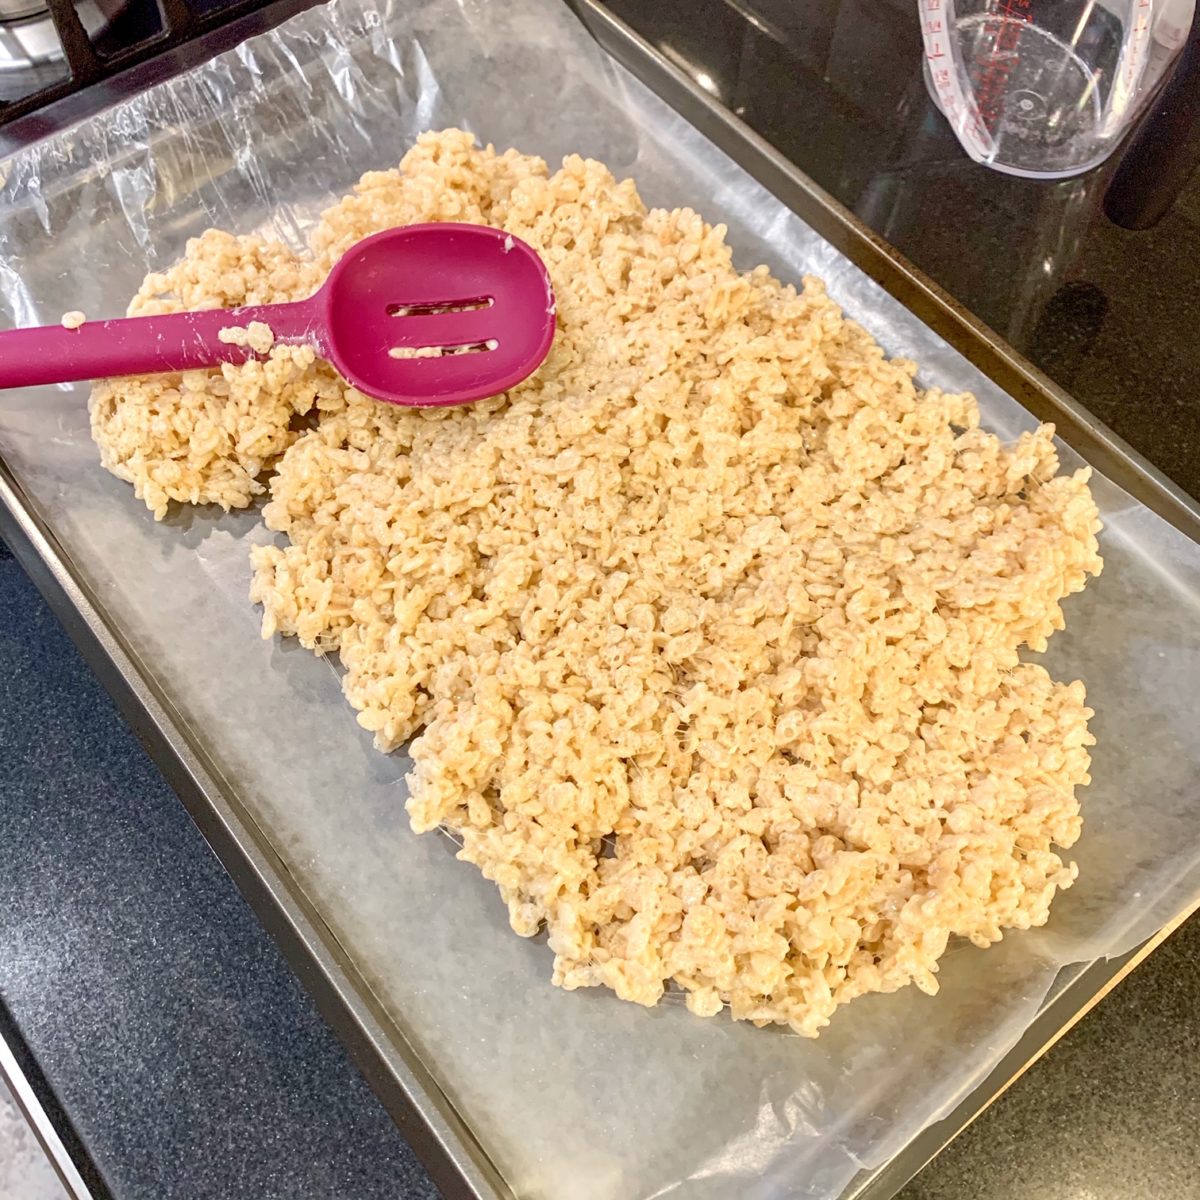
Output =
[
  {"x1": 0, "y1": 995, "x2": 108, "y2": 1200},
  {"x1": 0, "y1": 2, "x2": 1198, "y2": 1198}
]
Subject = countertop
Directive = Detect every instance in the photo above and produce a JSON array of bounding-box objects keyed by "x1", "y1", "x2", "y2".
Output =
[{"x1": 3, "y1": 0, "x2": 1200, "y2": 1198}]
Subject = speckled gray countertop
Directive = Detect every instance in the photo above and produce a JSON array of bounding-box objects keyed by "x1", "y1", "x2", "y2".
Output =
[{"x1": 5, "y1": 0, "x2": 1200, "y2": 1197}]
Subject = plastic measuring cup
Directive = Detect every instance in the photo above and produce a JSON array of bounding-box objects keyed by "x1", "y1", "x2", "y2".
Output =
[{"x1": 920, "y1": 0, "x2": 1194, "y2": 178}]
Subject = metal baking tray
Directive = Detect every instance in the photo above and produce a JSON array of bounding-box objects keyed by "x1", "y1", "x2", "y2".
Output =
[{"x1": 2, "y1": 1, "x2": 1200, "y2": 1197}]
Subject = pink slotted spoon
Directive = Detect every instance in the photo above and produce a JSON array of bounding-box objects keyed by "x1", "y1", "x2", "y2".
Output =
[{"x1": 0, "y1": 223, "x2": 556, "y2": 408}]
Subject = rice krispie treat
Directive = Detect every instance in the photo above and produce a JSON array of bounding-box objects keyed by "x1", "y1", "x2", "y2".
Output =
[
  {"x1": 91, "y1": 129, "x2": 1103, "y2": 1036},
  {"x1": 89, "y1": 231, "x2": 339, "y2": 518}
]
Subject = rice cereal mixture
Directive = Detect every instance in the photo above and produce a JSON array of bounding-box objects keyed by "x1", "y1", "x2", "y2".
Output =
[{"x1": 89, "y1": 129, "x2": 1103, "y2": 1037}]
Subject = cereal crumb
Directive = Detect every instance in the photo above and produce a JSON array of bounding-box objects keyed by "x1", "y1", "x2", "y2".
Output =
[
  {"x1": 218, "y1": 320, "x2": 276, "y2": 355},
  {"x1": 61, "y1": 310, "x2": 85, "y2": 330},
  {"x1": 91, "y1": 129, "x2": 1104, "y2": 1037},
  {"x1": 389, "y1": 345, "x2": 444, "y2": 359}
]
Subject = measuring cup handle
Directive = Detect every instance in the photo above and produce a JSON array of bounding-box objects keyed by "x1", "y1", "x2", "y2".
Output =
[{"x1": 1105, "y1": 8, "x2": 1200, "y2": 230}]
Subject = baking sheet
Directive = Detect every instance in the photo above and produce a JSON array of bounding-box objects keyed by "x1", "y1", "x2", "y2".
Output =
[{"x1": 2, "y1": 0, "x2": 1200, "y2": 1196}]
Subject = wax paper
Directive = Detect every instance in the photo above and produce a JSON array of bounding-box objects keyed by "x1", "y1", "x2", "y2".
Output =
[{"x1": 2, "y1": 1, "x2": 1200, "y2": 1196}]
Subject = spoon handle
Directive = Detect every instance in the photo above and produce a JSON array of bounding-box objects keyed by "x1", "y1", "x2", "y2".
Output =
[{"x1": 0, "y1": 298, "x2": 323, "y2": 390}]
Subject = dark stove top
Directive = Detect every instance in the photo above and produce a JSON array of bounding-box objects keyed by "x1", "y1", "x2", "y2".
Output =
[
  {"x1": 0, "y1": 0, "x2": 320, "y2": 153},
  {"x1": 0, "y1": 0, "x2": 288, "y2": 120}
]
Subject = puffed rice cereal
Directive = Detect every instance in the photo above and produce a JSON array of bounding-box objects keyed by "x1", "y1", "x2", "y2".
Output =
[
  {"x1": 89, "y1": 129, "x2": 1103, "y2": 1036},
  {"x1": 218, "y1": 320, "x2": 276, "y2": 355}
]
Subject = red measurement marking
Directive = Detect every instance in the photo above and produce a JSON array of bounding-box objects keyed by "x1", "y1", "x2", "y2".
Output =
[
  {"x1": 995, "y1": 21, "x2": 1022, "y2": 52},
  {"x1": 973, "y1": 3, "x2": 1032, "y2": 131}
]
